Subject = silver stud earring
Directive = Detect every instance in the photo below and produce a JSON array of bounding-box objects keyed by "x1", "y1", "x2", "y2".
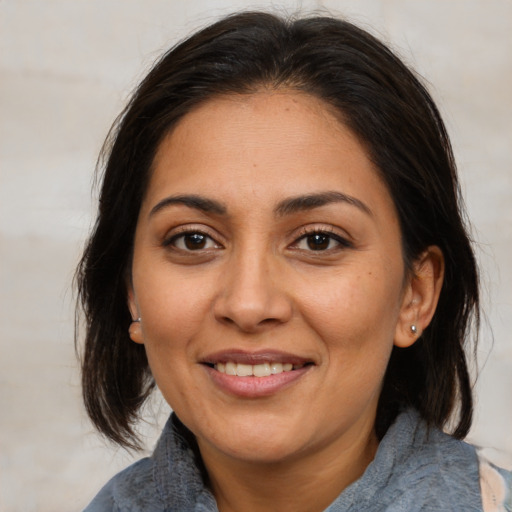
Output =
[
  {"x1": 410, "y1": 324, "x2": 418, "y2": 334},
  {"x1": 133, "y1": 317, "x2": 141, "y2": 323}
]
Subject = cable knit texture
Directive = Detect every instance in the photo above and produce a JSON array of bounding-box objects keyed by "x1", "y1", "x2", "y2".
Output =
[{"x1": 83, "y1": 409, "x2": 511, "y2": 511}]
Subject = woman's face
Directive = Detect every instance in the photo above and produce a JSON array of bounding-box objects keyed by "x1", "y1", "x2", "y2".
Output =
[{"x1": 129, "y1": 91, "x2": 417, "y2": 466}]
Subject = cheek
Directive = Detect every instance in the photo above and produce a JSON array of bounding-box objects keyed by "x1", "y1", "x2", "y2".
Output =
[
  {"x1": 137, "y1": 276, "x2": 209, "y2": 404},
  {"x1": 136, "y1": 270, "x2": 213, "y2": 339},
  {"x1": 133, "y1": 270, "x2": 221, "y2": 407},
  {"x1": 299, "y1": 266, "x2": 402, "y2": 340}
]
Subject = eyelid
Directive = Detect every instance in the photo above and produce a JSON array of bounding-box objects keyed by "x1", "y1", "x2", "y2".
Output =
[
  {"x1": 290, "y1": 225, "x2": 353, "y2": 250},
  {"x1": 162, "y1": 224, "x2": 224, "y2": 249}
]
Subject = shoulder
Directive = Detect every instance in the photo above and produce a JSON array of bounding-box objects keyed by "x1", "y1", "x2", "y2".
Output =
[
  {"x1": 383, "y1": 410, "x2": 512, "y2": 511},
  {"x1": 82, "y1": 456, "x2": 163, "y2": 512},
  {"x1": 82, "y1": 414, "x2": 217, "y2": 512},
  {"x1": 402, "y1": 417, "x2": 512, "y2": 510},
  {"x1": 326, "y1": 410, "x2": 486, "y2": 511},
  {"x1": 369, "y1": 410, "x2": 484, "y2": 510}
]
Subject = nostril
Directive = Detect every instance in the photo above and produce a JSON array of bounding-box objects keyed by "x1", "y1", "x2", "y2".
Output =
[
  {"x1": 217, "y1": 314, "x2": 286, "y2": 332},
  {"x1": 260, "y1": 317, "x2": 284, "y2": 326},
  {"x1": 213, "y1": 278, "x2": 293, "y2": 331},
  {"x1": 219, "y1": 316, "x2": 236, "y2": 325}
]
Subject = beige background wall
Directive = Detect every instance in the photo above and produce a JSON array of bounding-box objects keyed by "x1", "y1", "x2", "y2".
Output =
[{"x1": 1, "y1": 1, "x2": 511, "y2": 510}]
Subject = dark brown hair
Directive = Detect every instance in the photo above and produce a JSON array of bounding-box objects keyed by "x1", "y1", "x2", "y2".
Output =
[{"x1": 76, "y1": 11, "x2": 479, "y2": 449}]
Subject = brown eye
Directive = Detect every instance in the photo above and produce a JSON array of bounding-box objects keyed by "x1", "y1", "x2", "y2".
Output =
[
  {"x1": 306, "y1": 233, "x2": 330, "y2": 250},
  {"x1": 294, "y1": 230, "x2": 351, "y2": 252},
  {"x1": 168, "y1": 232, "x2": 220, "y2": 251},
  {"x1": 183, "y1": 233, "x2": 207, "y2": 250}
]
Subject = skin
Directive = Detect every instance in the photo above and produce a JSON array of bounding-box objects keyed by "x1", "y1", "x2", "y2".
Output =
[{"x1": 128, "y1": 91, "x2": 444, "y2": 512}]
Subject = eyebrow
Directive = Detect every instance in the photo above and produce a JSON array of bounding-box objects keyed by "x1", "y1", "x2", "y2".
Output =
[
  {"x1": 149, "y1": 194, "x2": 227, "y2": 217},
  {"x1": 148, "y1": 191, "x2": 372, "y2": 218},
  {"x1": 275, "y1": 191, "x2": 372, "y2": 217}
]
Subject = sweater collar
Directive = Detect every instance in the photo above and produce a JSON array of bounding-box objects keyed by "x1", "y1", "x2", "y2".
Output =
[
  {"x1": 153, "y1": 414, "x2": 218, "y2": 511},
  {"x1": 152, "y1": 409, "x2": 480, "y2": 511}
]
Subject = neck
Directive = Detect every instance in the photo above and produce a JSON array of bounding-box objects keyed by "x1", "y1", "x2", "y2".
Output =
[{"x1": 197, "y1": 423, "x2": 378, "y2": 512}]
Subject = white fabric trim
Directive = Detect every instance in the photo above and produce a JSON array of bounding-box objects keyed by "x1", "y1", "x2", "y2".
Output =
[{"x1": 479, "y1": 452, "x2": 510, "y2": 511}]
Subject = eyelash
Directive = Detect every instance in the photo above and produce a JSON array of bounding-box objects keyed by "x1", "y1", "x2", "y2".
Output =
[
  {"x1": 163, "y1": 228, "x2": 222, "y2": 252},
  {"x1": 292, "y1": 227, "x2": 352, "y2": 252},
  {"x1": 163, "y1": 226, "x2": 351, "y2": 254}
]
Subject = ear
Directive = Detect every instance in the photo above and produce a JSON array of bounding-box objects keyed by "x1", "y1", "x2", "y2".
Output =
[
  {"x1": 394, "y1": 246, "x2": 444, "y2": 348},
  {"x1": 127, "y1": 286, "x2": 144, "y2": 344}
]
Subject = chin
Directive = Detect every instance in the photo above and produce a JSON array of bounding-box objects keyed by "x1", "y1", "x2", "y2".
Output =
[
  {"x1": 193, "y1": 411, "x2": 311, "y2": 464},
  {"x1": 210, "y1": 435, "x2": 303, "y2": 465}
]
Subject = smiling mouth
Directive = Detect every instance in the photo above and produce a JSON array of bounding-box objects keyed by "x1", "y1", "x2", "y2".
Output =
[
  {"x1": 211, "y1": 361, "x2": 310, "y2": 377},
  {"x1": 201, "y1": 352, "x2": 314, "y2": 396}
]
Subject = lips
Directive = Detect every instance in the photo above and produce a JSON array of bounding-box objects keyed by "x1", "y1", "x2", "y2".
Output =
[{"x1": 201, "y1": 350, "x2": 314, "y2": 397}]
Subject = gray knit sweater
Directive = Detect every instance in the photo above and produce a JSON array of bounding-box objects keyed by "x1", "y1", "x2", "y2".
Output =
[{"x1": 84, "y1": 409, "x2": 511, "y2": 511}]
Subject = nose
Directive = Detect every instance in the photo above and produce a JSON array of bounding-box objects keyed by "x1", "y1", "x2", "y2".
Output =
[{"x1": 213, "y1": 249, "x2": 293, "y2": 333}]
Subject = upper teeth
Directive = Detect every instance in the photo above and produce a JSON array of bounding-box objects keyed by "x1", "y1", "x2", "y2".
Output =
[{"x1": 215, "y1": 362, "x2": 301, "y2": 377}]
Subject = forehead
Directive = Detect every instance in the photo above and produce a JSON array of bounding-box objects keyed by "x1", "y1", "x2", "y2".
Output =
[
  {"x1": 155, "y1": 91, "x2": 347, "y2": 159},
  {"x1": 144, "y1": 91, "x2": 395, "y2": 219}
]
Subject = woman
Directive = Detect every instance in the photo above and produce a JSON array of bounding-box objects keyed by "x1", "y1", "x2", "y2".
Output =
[{"x1": 77, "y1": 11, "x2": 511, "y2": 511}]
